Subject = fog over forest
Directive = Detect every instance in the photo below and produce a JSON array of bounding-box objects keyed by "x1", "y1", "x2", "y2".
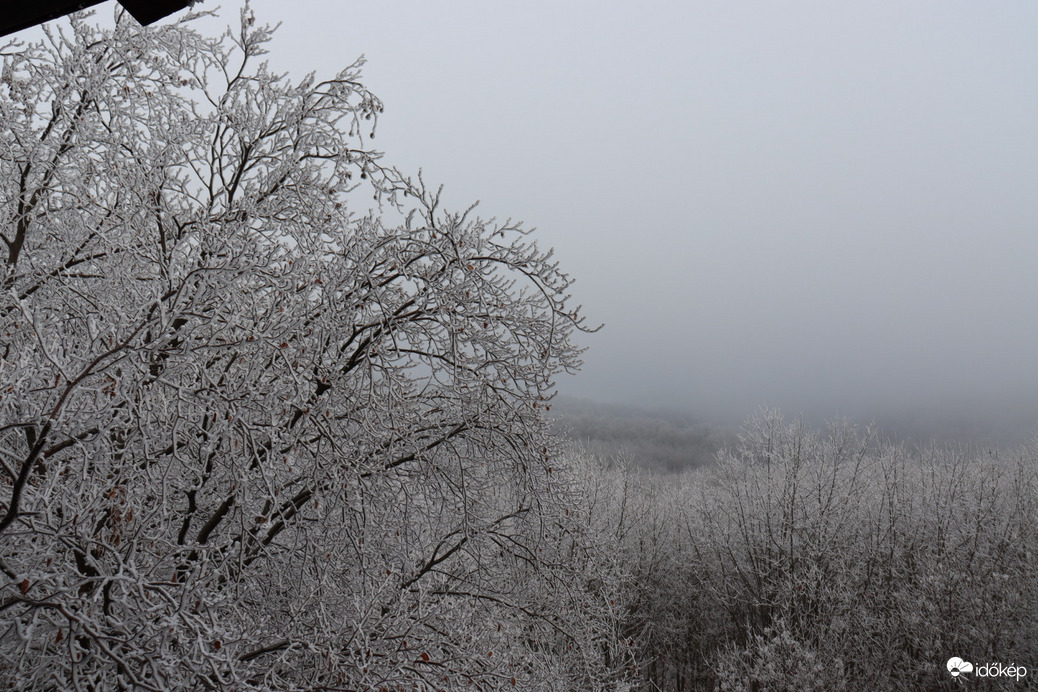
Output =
[
  {"x1": 2, "y1": 3, "x2": 1036, "y2": 690},
  {"x1": 183, "y1": 0, "x2": 1038, "y2": 438},
  {"x1": 18, "y1": 0, "x2": 1038, "y2": 436}
]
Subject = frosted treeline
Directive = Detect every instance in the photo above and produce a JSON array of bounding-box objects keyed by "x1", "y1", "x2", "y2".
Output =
[
  {"x1": 1, "y1": 9, "x2": 1033, "y2": 691},
  {"x1": 582, "y1": 410, "x2": 1038, "y2": 691}
]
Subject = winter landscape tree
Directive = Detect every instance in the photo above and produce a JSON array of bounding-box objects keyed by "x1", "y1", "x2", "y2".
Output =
[
  {"x1": 6, "y1": 8, "x2": 1036, "y2": 692},
  {"x1": 0, "y1": 9, "x2": 621, "y2": 690}
]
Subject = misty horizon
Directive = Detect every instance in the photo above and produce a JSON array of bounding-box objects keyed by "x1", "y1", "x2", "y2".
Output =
[
  {"x1": 211, "y1": 0, "x2": 1038, "y2": 433},
  {"x1": 27, "y1": 0, "x2": 1038, "y2": 438},
  {"x1": 5, "y1": 6, "x2": 1036, "y2": 689}
]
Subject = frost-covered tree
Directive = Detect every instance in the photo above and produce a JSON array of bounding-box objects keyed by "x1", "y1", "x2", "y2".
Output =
[{"x1": 0, "y1": 9, "x2": 613, "y2": 690}]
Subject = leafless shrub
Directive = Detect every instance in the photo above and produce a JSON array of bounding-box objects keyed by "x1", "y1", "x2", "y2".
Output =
[{"x1": 585, "y1": 409, "x2": 1038, "y2": 691}]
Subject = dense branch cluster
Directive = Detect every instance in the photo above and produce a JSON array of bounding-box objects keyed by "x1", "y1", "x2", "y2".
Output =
[
  {"x1": 588, "y1": 411, "x2": 1038, "y2": 691},
  {"x1": 0, "y1": 10, "x2": 619, "y2": 690},
  {"x1": 6, "y1": 9, "x2": 1028, "y2": 692}
]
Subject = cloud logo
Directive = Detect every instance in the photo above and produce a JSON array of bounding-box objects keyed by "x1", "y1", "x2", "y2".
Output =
[{"x1": 947, "y1": 657, "x2": 974, "y2": 677}]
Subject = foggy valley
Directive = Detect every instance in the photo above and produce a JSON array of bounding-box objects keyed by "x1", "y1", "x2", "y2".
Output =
[{"x1": 2, "y1": 1, "x2": 1036, "y2": 690}]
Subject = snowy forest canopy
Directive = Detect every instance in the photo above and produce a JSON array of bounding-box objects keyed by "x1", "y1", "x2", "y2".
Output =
[{"x1": 1, "y1": 9, "x2": 1035, "y2": 691}]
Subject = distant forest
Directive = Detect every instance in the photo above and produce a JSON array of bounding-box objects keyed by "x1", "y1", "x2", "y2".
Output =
[
  {"x1": 554, "y1": 396, "x2": 1038, "y2": 472},
  {"x1": 566, "y1": 409, "x2": 1038, "y2": 691},
  {"x1": 552, "y1": 397, "x2": 738, "y2": 472}
]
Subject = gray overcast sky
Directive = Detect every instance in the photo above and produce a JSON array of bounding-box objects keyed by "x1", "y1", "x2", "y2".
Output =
[{"x1": 98, "y1": 1, "x2": 1038, "y2": 427}]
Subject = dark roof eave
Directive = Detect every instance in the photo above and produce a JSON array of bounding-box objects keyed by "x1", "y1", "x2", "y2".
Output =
[
  {"x1": 0, "y1": 0, "x2": 196, "y2": 39},
  {"x1": 118, "y1": 0, "x2": 195, "y2": 27}
]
